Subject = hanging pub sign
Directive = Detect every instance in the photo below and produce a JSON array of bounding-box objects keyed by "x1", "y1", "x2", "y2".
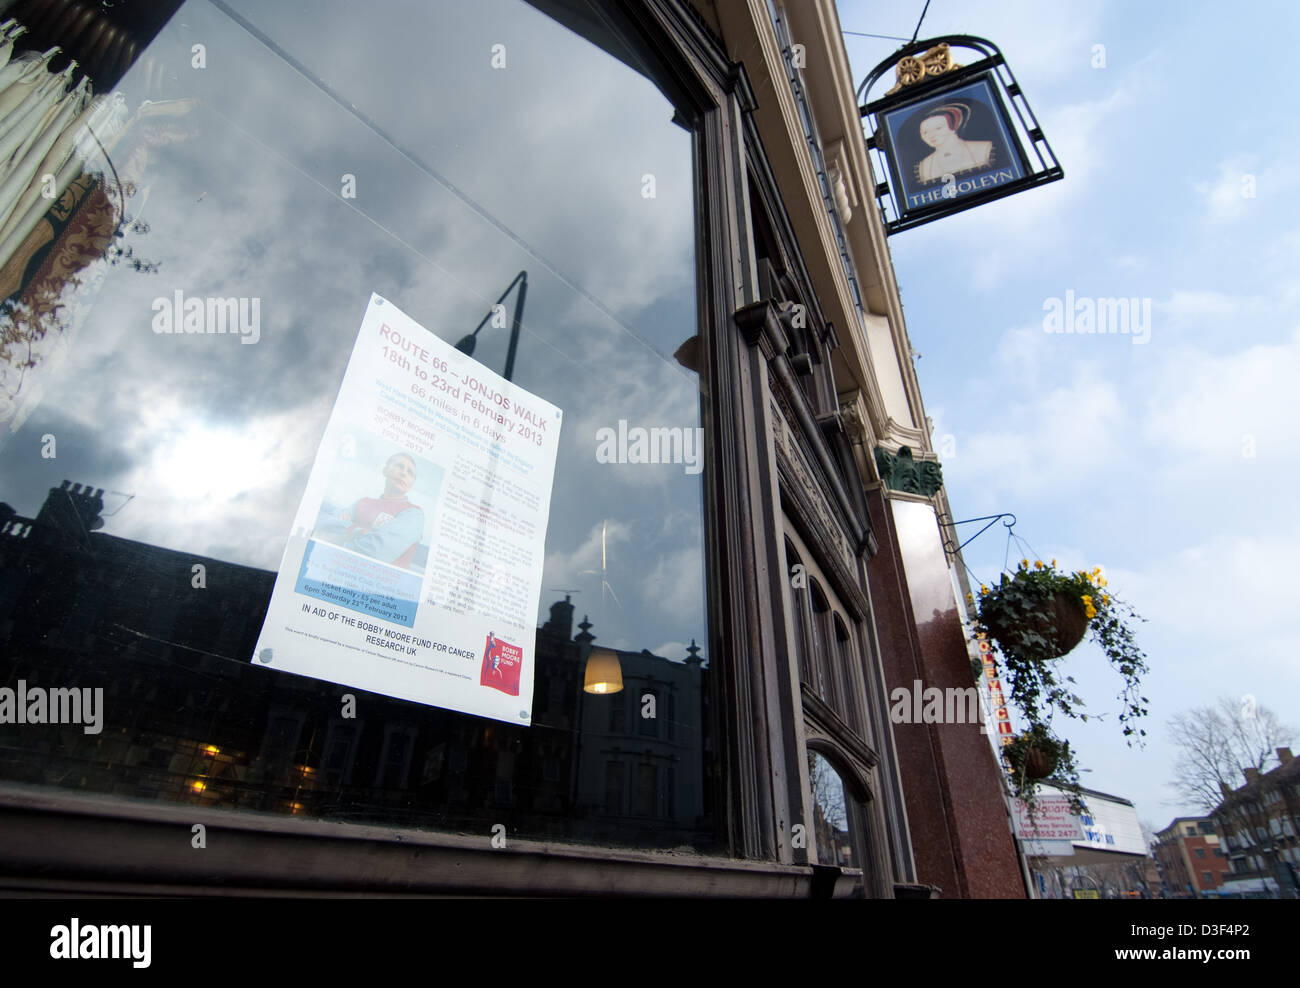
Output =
[{"x1": 857, "y1": 36, "x2": 1063, "y2": 234}]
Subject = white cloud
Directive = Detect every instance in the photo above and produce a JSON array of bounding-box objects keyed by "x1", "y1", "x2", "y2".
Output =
[
  {"x1": 1192, "y1": 151, "x2": 1299, "y2": 227},
  {"x1": 950, "y1": 353, "x2": 1128, "y2": 504},
  {"x1": 1158, "y1": 290, "x2": 1251, "y2": 322},
  {"x1": 542, "y1": 519, "x2": 632, "y2": 586},
  {"x1": 1195, "y1": 157, "x2": 1259, "y2": 223},
  {"x1": 1143, "y1": 325, "x2": 1300, "y2": 461},
  {"x1": 994, "y1": 322, "x2": 1054, "y2": 379}
]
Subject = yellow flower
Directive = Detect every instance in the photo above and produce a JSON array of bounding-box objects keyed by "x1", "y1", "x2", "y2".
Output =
[
  {"x1": 1102, "y1": 594, "x2": 1110, "y2": 605},
  {"x1": 1098, "y1": 576, "x2": 1107, "y2": 587},
  {"x1": 1081, "y1": 595, "x2": 1093, "y2": 605},
  {"x1": 1051, "y1": 558, "x2": 1057, "y2": 567},
  {"x1": 1034, "y1": 560, "x2": 1043, "y2": 570},
  {"x1": 1020, "y1": 558, "x2": 1029, "y2": 569},
  {"x1": 966, "y1": 592, "x2": 974, "y2": 603},
  {"x1": 1085, "y1": 605, "x2": 1097, "y2": 619},
  {"x1": 1092, "y1": 566, "x2": 1102, "y2": 576}
]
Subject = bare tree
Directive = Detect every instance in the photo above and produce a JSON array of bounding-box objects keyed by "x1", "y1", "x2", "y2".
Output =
[
  {"x1": 1140, "y1": 818, "x2": 1160, "y2": 850},
  {"x1": 1167, "y1": 696, "x2": 1295, "y2": 813}
]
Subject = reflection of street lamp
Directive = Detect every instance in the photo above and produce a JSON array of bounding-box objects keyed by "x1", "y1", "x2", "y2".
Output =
[{"x1": 455, "y1": 270, "x2": 528, "y2": 382}]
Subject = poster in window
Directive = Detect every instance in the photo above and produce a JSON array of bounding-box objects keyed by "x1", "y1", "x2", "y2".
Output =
[
  {"x1": 253, "y1": 293, "x2": 561, "y2": 725},
  {"x1": 879, "y1": 74, "x2": 1028, "y2": 217}
]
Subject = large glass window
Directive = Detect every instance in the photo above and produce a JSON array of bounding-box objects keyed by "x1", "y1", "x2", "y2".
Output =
[{"x1": 0, "y1": 0, "x2": 717, "y2": 852}]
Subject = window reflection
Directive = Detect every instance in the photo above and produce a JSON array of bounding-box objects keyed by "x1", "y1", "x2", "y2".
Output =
[
  {"x1": 809, "y1": 750, "x2": 854, "y2": 869},
  {"x1": 0, "y1": 0, "x2": 717, "y2": 853}
]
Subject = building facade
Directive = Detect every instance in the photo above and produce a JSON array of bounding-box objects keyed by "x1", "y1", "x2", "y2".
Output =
[
  {"x1": 1211, "y1": 749, "x2": 1300, "y2": 898},
  {"x1": 1153, "y1": 817, "x2": 1231, "y2": 898},
  {"x1": 0, "y1": 0, "x2": 1025, "y2": 896}
]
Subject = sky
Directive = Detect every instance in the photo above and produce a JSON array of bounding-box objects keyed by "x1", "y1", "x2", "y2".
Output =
[{"x1": 838, "y1": 0, "x2": 1300, "y2": 829}]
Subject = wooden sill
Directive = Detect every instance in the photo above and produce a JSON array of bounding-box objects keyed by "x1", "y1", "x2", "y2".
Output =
[{"x1": 0, "y1": 783, "x2": 821, "y2": 897}]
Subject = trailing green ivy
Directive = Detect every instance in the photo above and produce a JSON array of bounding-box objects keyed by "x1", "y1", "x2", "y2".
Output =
[
  {"x1": 1002, "y1": 724, "x2": 1085, "y2": 817},
  {"x1": 970, "y1": 559, "x2": 1150, "y2": 816},
  {"x1": 973, "y1": 560, "x2": 1149, "y2": 734}
]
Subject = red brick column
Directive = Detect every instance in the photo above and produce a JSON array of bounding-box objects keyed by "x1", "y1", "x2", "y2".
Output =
[{"x1": 866, "y1": 489, "x2": 1026, "y2": 898}]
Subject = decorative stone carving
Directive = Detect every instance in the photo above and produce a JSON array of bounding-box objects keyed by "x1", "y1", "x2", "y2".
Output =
[
  {"x1": 771, "y1": 396, "x2": 853, "y2": 570},
  {"x1": 828, "y1": 163, "x2": 852, "y2": 223},
  {"x1": 874, "y1": 445, "x2": 943, "y2": 496},
  {"x1": 839, "y1": 396, "x2": 869, "y2": 446}
]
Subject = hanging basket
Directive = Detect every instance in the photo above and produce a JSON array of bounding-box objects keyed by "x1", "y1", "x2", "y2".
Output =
[
  {"x1": 1022, "y1": 744, "x2": 1058, "y2": 780},
  {"x1": 985, "y1": 591, "x2": 1088, "y2": 660}
]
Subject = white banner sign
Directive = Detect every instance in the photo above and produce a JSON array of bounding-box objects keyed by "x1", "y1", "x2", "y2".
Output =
[
  {"x1": 253, "y1": 294, "x2": 562, "y2": 725},
  {"x1": 1012, "y1": 795, "x2": 1086, "y2": 841}
]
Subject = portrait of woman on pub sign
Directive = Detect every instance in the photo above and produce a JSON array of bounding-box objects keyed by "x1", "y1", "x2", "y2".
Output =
[{"x1": 883, "y1": 77, "x2": 1026, "y2": 211}]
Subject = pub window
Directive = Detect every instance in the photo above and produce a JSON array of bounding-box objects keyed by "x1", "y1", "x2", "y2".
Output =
[
  {"x1": 809, "y1": 582, "x2": 835, "y2": 708},
  {"x1": 833, "y1": 615, "x2": 862, "y2": 732},
  {"x1": 0, "y1": 0, "x2": 722, "y2": 857}
]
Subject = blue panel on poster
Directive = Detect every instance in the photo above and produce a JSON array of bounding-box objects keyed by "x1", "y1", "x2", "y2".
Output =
[{"x1": 294, "y1": 539, "x2": 420, "y2": 627}]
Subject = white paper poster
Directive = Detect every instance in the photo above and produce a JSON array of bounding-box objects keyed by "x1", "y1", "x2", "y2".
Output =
[{"x1": 253, "y1": 294, "x2": 562, "y2": 725}]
